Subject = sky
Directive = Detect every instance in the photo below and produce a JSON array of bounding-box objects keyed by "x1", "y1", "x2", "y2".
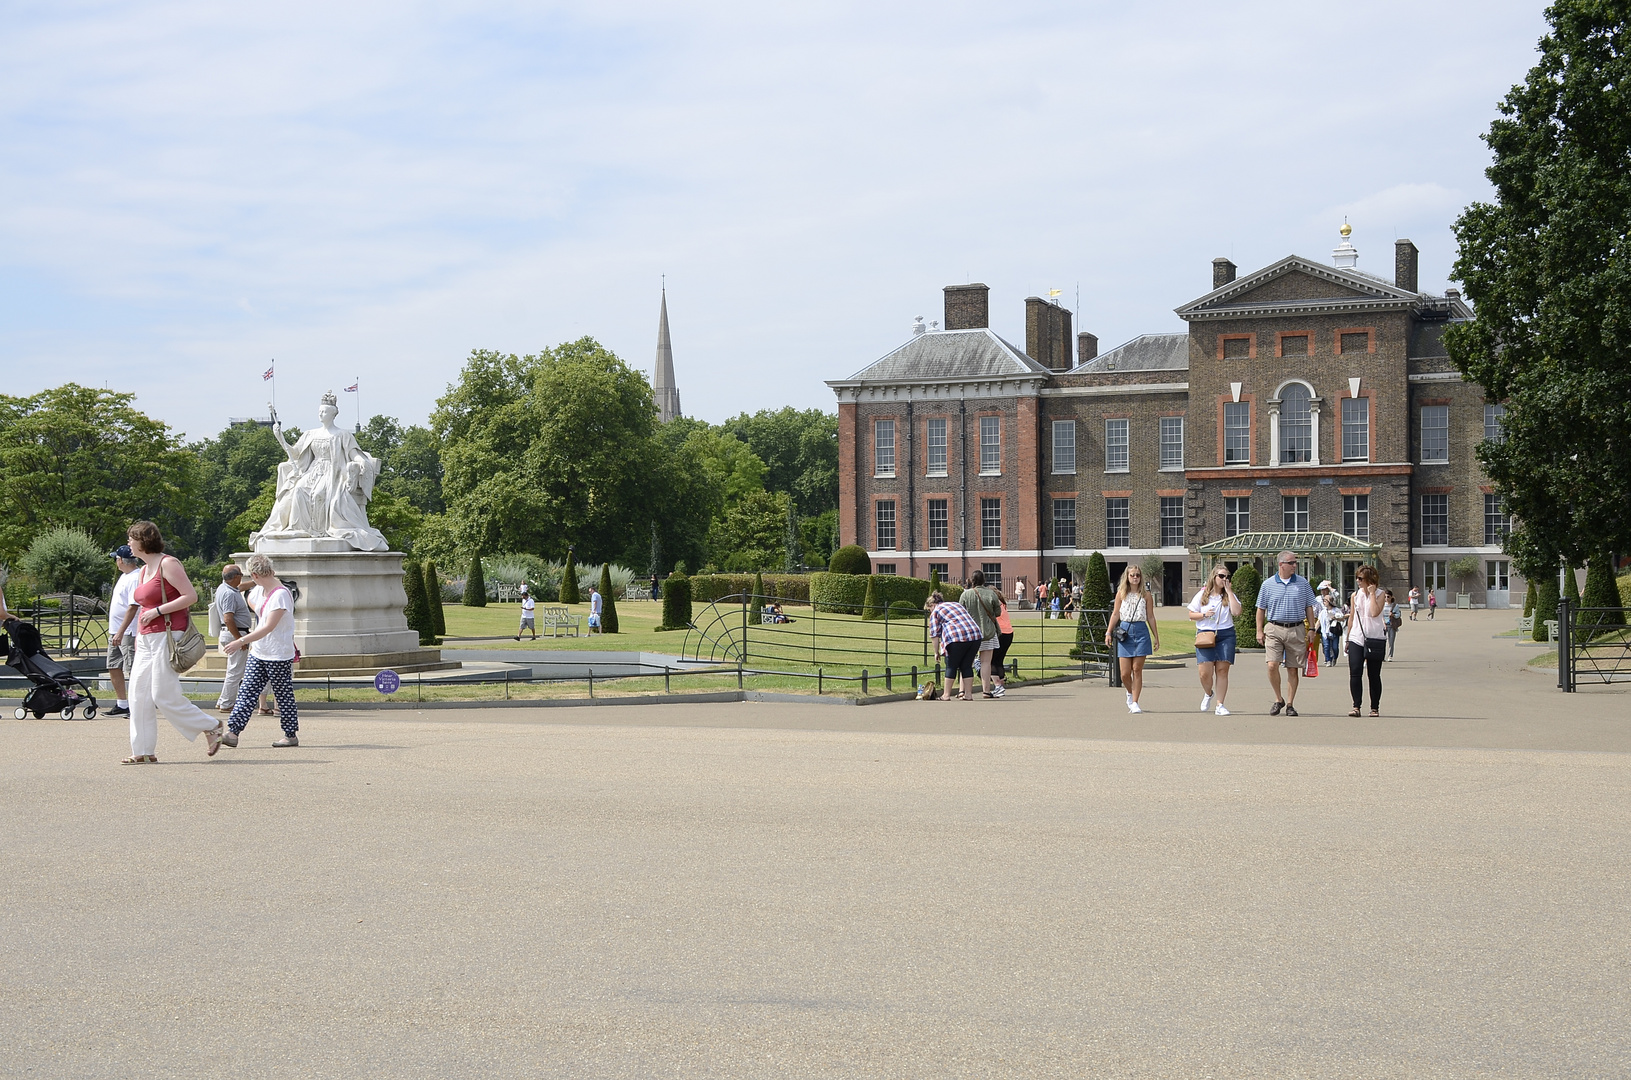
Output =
[{"x1": 0, "y1": 1, "x2": 1551, "y2": 441}]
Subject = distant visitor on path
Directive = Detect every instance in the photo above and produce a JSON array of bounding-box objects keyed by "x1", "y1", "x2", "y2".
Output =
[
  {"x1": 1255, "y1": 551, "x2": 1319, "y2": 718},
  {"x1": 104, "y1": 544, "x2": 142, "y2": 719},
  {"x1": 588, "y1": 585, "x2": 603, "y2": 633},
  {"x1": 516, "y1": 584, "x2": 536, "y2": 641}
]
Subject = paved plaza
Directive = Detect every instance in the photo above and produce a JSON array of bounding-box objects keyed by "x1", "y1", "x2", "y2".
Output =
[{"x1": 3, "y1": 610, "x2": 1628, "y2": 1077}]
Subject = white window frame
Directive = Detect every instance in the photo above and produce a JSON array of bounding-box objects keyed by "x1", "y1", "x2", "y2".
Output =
[
  {"x1": 1484, "y1": 404, "x2": 1506, "y2": 444},
  {"x1": 1421, "y1": 493, "x2": 1449, "y2": 546},
  {"x1": 873, "y1": 419, "x2": 895, "y2": 477},
  {"x1": 980, "y1": 497, "x2": 1002, "y2": 548},
  {"x1": 1280, "y1": 384, "x2": 1313, "y2": 464},
  {"x1": 1343, "y1": 494, "x2": 1370, "y2": 541},
  {"x1": 1052, "y1": 498, "x2": 1077, "y2": 549},
  {"x1": 1159, "y1": 416, "x2": 1184, "y2": 471},
  {"x1": 1105, "y1": 497, "x2": 1130, "y2": 548},
  {"x1": 875, "y1": 499, "x2": 896, "y2": 550},
  {"x1": 1104, "y1": 418, "x2": 1129, "y2": 473},
  {"x1": 1421, "y1": 406, "x2": 1449, "y2": 463},
  {"x1": 1283, "y1": 495, "x2": 1309, "y2": 533},
  {"x1": 1224, "y1": 402, "x2": 1250, "y2": 465},
  {"x1": 1159, "y1": 496, "x2": 1185, "y2": 547},
  {"x1": 1051, "y1": 420, "x2": 1076, "y2": 475},
  {"x1": 1224, "y1": 496, "x2": 1250, "y2": 538},
  {"x1": 979, "y1": 416, "x2": 1001, "y2": 475},
  {"x1": 1341, "y1": 397, "x2": 1369, "y2": 462},
  {"x1": 926, "y1": 418, "x2": 947, "y2": 476}
]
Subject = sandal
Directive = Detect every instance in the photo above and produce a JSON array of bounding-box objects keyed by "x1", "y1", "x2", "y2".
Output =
[
  {"x1": 120, "y1": 755, "x2": 157, "y2": 765},
  {"x1": 259, "y1": 705, "x2": 274, "y2": 715},
  {"x1": 1348, "y1": 707, "x2": 1360, "y2": 717},
  {"x1": 206, "y1": 724, "x2": 225, "y2": 757},
  {"x1": 1369, "y1": 709, "x2": 1380, "y2": 717}
]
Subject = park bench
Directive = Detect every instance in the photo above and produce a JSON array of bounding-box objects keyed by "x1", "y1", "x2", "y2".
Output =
[
  {"x1": 539, "y1": 605, "x2": 583, "y2": 637},
  {"x1": 1545, "y1": 619, "x2": 1559, "y2": 642},
  {"x1": 1517, "y1": 615, "x2": 1534, "y2": 633}
]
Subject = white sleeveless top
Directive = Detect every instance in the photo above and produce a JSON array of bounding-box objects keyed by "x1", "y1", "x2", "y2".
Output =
[
  {"x1": 1348, "y1": 591, "x2": 1388, "y2": 643},
  {"x1": 1118, "y1": 592, "x2": 1149, "y2": 623}
]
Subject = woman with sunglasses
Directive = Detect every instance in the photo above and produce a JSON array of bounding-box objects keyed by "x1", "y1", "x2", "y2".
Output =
[{"x1": 1188, "y1": 563, "x2": 1243, "y2": 715}]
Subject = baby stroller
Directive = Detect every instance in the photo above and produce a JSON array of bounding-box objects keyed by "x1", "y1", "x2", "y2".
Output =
[{"x1": 2, "y1": 619, "x2": 99, "y2": 720}]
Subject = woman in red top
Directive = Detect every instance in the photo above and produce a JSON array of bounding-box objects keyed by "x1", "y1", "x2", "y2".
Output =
[{"x1": 118, "y1": 521, "x2": 224, "y2": 763}]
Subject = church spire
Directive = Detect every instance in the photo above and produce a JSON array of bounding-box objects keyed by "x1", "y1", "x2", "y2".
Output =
[{"x1": 653, "y1": 283, "x2": 681, "y2": 423}]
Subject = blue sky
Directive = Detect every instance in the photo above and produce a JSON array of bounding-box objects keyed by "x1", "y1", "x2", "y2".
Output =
[{"x1": 1, "y1": 1, "x2": 1549, "y2": 440}]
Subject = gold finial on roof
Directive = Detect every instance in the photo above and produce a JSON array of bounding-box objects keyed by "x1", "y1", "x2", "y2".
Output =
[{"x1": 1339, "y1": 219, "x2": 1352, "y2": 238}]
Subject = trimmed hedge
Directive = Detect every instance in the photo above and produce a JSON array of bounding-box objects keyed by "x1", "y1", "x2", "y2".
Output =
[
  {"x1": 812, "y1": 572, "x2": 933, "y2": 616},
  {"x1": 424, "y1": 559, "x2": 447, "y2": 637},
  {"x1": 939, "y1": 581, "x2": 964, "y2": 602},
  {"x1": 403, "y1": 557, "x2": 436, "y2": 645},
  {"x1": 661, "y1": 571, "x2": 692, "y2": 630},
  {"x1": 1531, "y1": 575, "x2": 1560, "y2": 642},
  {"x1": 690, "y1": 574, "x2": 812, "y2": 604},
  {"x1": 598, "y1": 563, "x2": 619, "y2": 633},
  {"x1": 811, "y1": 571, "x2": 869, "y2": 614},
  {"x1": 829, "y1": 545, "x2": 871, "y2": 576},
  {"x1": 888, "y1": 599, "x2": 927, "y2": 619},
  {"x1": 1580, "y1": 555, "x2": 1626, "y2": 639},
  {"x1": 862, "y1": 574, "x2": 933, "y2": 619},
  {"x1": 560, "y1": 549, "x2": 580, "y2": 605},
  {"x1": 463, "y1": 551, "x2": 486, "y2": 607},
  {"x1": 1232, "y1": 563, "x2": 1262, "y2": 648}
]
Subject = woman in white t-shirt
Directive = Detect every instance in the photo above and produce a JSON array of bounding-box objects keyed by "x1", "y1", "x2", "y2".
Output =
[
  {"x1": 1188, "y1": 563, "x2": 1243, "y2": 716},
  {"x1": 220, "y1": 553, "x2": 301, "y2": 748}
]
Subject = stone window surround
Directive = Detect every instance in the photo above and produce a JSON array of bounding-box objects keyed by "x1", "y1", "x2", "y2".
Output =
[
  {"x1": 1275, "y1": 331, "x2": 1312, "y2": 358},
  {"x1": 1268, "y1": 379, "x2": 1322, "y2": 467},
  {"x1": 1215, "y1": 393, "x2": 1258, "y2": 467},
  {"x1": 1217, "y1": 332, "x2": 1256, "y2": 360}
]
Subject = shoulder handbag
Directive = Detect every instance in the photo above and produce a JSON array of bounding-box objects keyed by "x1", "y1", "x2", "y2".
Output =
[{"x1": 156, "y1": 561, "x2": 208, "y2": 673}]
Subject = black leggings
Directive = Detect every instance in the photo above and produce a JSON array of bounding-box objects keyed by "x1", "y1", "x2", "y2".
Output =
[
  {"x1": 1347, "y1": 638, "x2": 1385, "y2": 710},
  {"x1": 992, "y1": 632, "x2": 1014, "y2": 678}
]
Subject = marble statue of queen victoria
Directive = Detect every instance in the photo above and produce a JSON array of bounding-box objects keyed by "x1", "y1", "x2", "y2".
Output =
[{"x1": 253, "y1": 392, "x2": 388, "y2": 551}]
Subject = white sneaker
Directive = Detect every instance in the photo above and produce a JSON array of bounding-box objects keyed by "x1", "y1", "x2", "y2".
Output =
[
  {"x1": 1128, "y1": 701, "x2": 1142, "y2": 714},
  {"x1": 1125, "y1": 691, "x2": 1133, "y2": 707},
  {"x1": 1214, "y1": 704, "x2": 1231, "y2": 715},
  {"x1": 1200, "y1": 693, "x2": 1212, "y2": 712}
]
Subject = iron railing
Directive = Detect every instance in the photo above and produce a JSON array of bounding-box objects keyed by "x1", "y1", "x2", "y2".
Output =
[
  {"x1": 15, "y1": 594, "x2": 109, "y2": 658},
  {"x1": 1557, "y1": 598, "x2": 1631, "y2": 691}
]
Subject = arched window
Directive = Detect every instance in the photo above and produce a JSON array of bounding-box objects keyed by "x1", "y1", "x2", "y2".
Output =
[{"x1": 1280, "y1": 383, "x2": 1312, "y2": 463}]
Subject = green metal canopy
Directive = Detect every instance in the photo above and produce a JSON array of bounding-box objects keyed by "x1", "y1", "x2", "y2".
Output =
[{"x1": 1197, "y1": 531, "x2": 1381, "y2": 562}]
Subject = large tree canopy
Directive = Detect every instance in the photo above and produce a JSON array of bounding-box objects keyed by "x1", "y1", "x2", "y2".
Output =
[
  {"x1": 722, "y1": 407, "x2": 838, "y2": 516},
  {"x1": 1445, "y1": 1, "x2": 1631, "y2": 569},
  {"x1": 0, "y1": 384, "x2": 202, "y2": 564}
]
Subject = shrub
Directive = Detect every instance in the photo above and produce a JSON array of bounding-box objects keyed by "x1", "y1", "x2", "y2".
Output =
[
  {"x1": 1531, "y1": 575, "x2": 1560, "y2": 642},
  {"x1": 859, "y1": 574, "x2": 932, "y2": 619},
  {"x1": 424, "y1": 559, "x2": 447, "y2": 636},
  {"x1": 403, "y1": 557, "x2": 436, "y2": 645},
  {"x1": 938, "y1": 581, "x2": 964, "y2": 602},
  {"x1": 888, "y1": 599, "x2": 927, "y2": 619},
  {"x1": 560, "y1": 548, "x2": 580, "y2": 604},
  {"x1": 464, "y1": 551, "x2": 487, "y2": 607},
  {"x1": 750, "y1": 571, "x2": 764, "y2": 623},
  {"x1": 598, "y1": 563, "x2": 619, "y2": 634},
  {"x1": 1448, "y1": 555, "x2": 1483, "y2": 596},
  {"x1": 829, "y1": 545, "x2": 871, "y2": 576},
  {"x1": 20, "y1": 527, "x2": 108, "y2": 597},
  {"x1": 1523, "y1": 580, "x2": 1536, "y2": 618},
  {"x1": 1579, "y1": 554, "x2": 1626, "y2": 640},
  {"x1": 1231, "y1": 563, "x2": 1262, "y2": 649},
  {"x1": 1075, "y1": 552, "x2": 1113, "y2": 659},
  {"x1": 1619, "y1": 572, "x2": 1631, "y2": 610},
  {"x1": 661, "y1": 570, "x2": 691, "y2": 629},
  {"x1": 811, "y1": 571, "x2": 869, "y2": 614},
  {"x1": 929, "y1": 567, "x2": 942, "y2": 594}
]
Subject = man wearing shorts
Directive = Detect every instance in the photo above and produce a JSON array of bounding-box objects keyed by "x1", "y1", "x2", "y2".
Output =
[
  {"x1": 1255, "y1": 550, "x2": 1319, "y2": 717},
  {"x1": 104, "y1": 545, "x2": 142, "y2": 718},
  {"x1": 516, "y1": 584, "x2": 536, "y2": 640},
  {"x1": 928, "y1": 591, "x2": 984, "y2": 701}
]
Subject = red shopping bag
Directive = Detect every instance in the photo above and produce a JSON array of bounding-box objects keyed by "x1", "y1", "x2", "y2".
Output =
[{"x1": 1303, "y1": 643, "x2": 1319, "y2": 678}]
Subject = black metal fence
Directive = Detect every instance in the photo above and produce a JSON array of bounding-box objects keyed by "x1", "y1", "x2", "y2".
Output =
[
  {"x1": 680, "y1": 593, "x2": 1115, "y2": 684},
  {"x1": 1557, "y1": 598, "x2": 1631, "y2": 691},
  {"x1": 15, "y1": 594, "x2": 108, "y2": 658}
]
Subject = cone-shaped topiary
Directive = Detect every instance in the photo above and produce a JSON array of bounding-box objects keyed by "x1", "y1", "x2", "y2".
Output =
[
  {"x1": 1231, "y1": 563, "x2": 1262, "y2": 648},
  {"x1": 1532, "y1": 574, "x2": 1560, "y2": 642},
  {"x1": 560, "y1": 548, "x2": 580, "y2": 605},
  {"x1": 1580, "y1": 553, "x2": 1626, "y2": 640},
  {"x1": 1523, "y1": 580, "x2": 1535, "y2": 618},
  {"x1": 424, "y1": 559, "x2": 447, "y2": 636},
  {"x1": 464, "y1": 551, "x2": 487, "y2": 607},
  {"x1": 662, "y1": 569, "x2": 691, "y2": 629},
  {"x1": 598, "y1": 562, "x2": 618, "y2": 633},
  {"x1": 403, "y1": 557, "x2": 436, "y2": 645},
  {"x1": 929, "y1": 567, "x2": 942, "y2": 595},
  {"x1": 860, "y1": 573, "x2": 881, "y2": 620},
  {"x1": 750, "y1": 571, "x2": 764, "y2": 623},
  {"x1": 1076, "y1": 551, "x2": 1114, "y2": 657},
  {"x1": 829, "y1": 544, "x2": 871, "y2": 576}
]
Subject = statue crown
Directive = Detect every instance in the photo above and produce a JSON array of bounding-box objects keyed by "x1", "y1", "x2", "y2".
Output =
[{"x1": 321, "y1": 391, "x2": 338, "y2": 406}]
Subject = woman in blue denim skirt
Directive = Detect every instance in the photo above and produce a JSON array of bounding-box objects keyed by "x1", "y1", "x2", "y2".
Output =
[
  {"x1": 1189, "y1": 562, "x2": 1243, "y2": 716},
  {"x1": 1104, "y1": 565, "x2": 1160, "y2": 713}
]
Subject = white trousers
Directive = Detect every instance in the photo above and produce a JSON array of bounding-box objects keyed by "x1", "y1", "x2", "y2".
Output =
[
  {"x1": 128, "y1": 630, "x2": 219, "y2": 756},
  {"x1": 216, "y1": 636, "x2": 248, "y2": 709}
]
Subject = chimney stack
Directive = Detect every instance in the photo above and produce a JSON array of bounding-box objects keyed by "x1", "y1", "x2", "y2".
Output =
[
  {"x1": 1077, "y1": 331, "x2": 1098, "y2": 364},
  {"x1": 1395, "y1": 239, "x2": 1419, "y2": 293},
  {"x1": 943, "y1": 283, "x2": 990, "y2": 330},
  {"x1": 1025, "y1": 297, "x2": 1074, "y2": 372},
  {"x1": 1213, "y1": 258, "x2": 1237, "y2": 289}
]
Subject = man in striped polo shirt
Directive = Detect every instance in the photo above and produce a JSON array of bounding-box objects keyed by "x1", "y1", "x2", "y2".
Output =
[{"x1": 1255, "y1": 550, "x2": 1320, "y2": 716}]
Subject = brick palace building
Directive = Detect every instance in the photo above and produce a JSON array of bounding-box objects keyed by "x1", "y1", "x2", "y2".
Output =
[{"x1": 827, "y1": 227, "x2": 1523, "y2": 608}]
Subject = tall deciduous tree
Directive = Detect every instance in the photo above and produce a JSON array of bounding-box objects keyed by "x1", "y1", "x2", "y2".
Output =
[
  {"x1": 1446, "y1": 2, "x2": 1631, "y2": 568},
  {"x1": 722, "y1": 407, "x2": 838, "y2": 516},
  {"x1": 0, "y1": 384, "x2": 203, "y2": 564}
]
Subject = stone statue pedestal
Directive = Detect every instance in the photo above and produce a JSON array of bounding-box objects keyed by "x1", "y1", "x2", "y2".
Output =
[{"x1": 224, "y1": 543, "x2": 458, "y2": 677}]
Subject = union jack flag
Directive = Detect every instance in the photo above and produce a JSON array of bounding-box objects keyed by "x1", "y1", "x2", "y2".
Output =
[
  {"x1": 344, "y1": 383, "x2": 358, "y2": 392},
  {"x1": 263, "y1": 364, "x2": 274, "y2": 381}
]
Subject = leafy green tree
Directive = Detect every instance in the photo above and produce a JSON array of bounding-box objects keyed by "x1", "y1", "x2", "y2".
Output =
[
  {"x1": 403, "y1": 557, "x2": 435, "y2": 645},
  {"x1": 0, "y1": 384, "x2": 203, "y2": 564},
  {"x1": 1448, "y1": 556, "x2": 1483, "y2": 599},
  {"x1": 560, "y1": 548, "x2": 580, "y2": 604},
  {"x1": 464, "y1": 550, "x2": 487, "y2": 607},
  {"x1": 599, "y1": 562, "x2": 619, "y2": 633},
  {"x1": 424, "y1": 559, "x2": 447, "y2": 637},
  {"x1": 356, "y1": 415, "x2": 445, "y2": 514},
  {"x1": 709, "y1": 490, "x2": 789, "y2": 571},
  {"x1": 721, "y1": 407, "x2": 839, "y2": 516},
  {"x1": 784, "y1": 502, "x2": 802, "y2": 572},
  {"x1": 185, "y1": 421, "x2": 289, "y2": 558},
  {"x1": 799, "y1": 510, "x2": 837, "y2": 570},
  {"x1": 20, "y1": 527, "x2": 109, "y2": 596},
  {"x1": 1445, "y1": 2, "x2": 1631, "y2": 567}
]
